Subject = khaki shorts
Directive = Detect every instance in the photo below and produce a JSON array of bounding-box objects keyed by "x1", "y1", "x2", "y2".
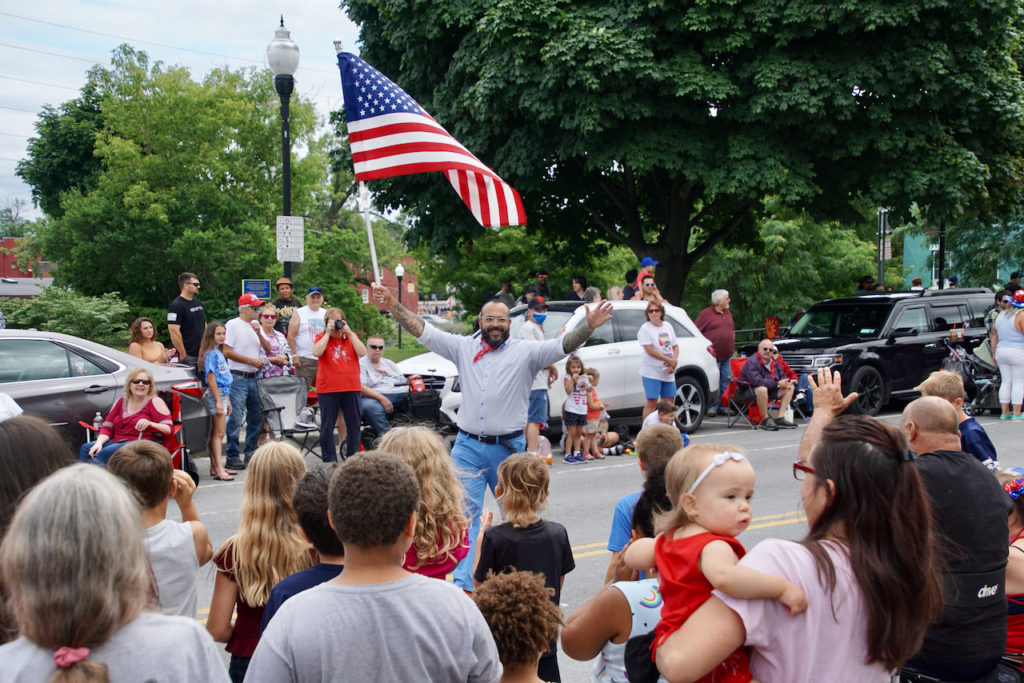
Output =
[
  {"x1": 584, "y1": 419, "x2": 601, "y2": 434},
  {"x1": 294, "y1": 357, "x2": 318, "y2": 389}
]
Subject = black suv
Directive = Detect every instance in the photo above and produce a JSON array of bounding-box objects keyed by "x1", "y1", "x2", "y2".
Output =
[{"x1": 757, "y1": 288, "x2": 994, "y2": 416}]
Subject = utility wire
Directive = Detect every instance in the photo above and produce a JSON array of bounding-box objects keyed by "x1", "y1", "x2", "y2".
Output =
[{"x1": 0, "y1": 75, "x2": 78, "y2": 91}]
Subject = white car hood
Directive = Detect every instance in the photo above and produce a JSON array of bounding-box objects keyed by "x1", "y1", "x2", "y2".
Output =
[{"x1": 397, "y1": 352, "x2": 458, "y2": 377}]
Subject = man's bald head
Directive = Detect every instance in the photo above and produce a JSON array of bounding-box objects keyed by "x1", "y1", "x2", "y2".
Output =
[{"x1": 901, "y1": 396, "x2": 961, "y2": 453}]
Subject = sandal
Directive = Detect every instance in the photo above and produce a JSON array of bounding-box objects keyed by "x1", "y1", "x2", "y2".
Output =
[
  {"x1": 209, "y1": 472, "x2": 235, "y2": 481},
  {"x1": 591, "y1": 452, "x2": 605, "y2": 460}
]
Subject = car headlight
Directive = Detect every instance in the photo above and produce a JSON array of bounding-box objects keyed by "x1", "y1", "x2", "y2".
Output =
[
  {"x1": 811, "y1": 355, "x2": 843, "y2": 367},
  {"x1": 452, "y1": 377, "x2": 460, "y2": 393}
]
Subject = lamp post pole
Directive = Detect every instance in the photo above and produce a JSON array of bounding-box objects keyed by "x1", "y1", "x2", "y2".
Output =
[
  {"x1": 395, "y1": 263, "x2": 405, "y2": 348},
  {"x1": 267, "y1": 17, "x2": 299, "y2": 280}
]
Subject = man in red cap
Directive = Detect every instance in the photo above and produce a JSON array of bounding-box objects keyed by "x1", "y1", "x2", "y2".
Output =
[{"x1": 223, "y1": 293, "x2": 272, "y2": 469}]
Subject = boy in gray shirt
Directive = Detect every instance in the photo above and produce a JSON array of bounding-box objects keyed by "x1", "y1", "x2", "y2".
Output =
[{"x1": 246, "y1": 452, "x2": 501, "y2": 683}]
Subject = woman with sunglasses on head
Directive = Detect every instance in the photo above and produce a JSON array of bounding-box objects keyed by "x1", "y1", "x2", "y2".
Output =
[
  {"x1": 656, "y1": 368, "x2": 943, "y2": 682},
  {"x1": 77, "y1": 367, "x2": 173, "y2": 466},
  {"x1": 638, "y1": 301, "x2": 678, "y2": 422},
  {"x1": 256, "y1": 304, "x2": 292, "y2": 379}
]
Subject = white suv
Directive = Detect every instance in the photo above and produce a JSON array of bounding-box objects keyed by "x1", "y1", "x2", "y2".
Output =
[{"x1": 397, "y1": 299, "x2": 719, "y2": 433}]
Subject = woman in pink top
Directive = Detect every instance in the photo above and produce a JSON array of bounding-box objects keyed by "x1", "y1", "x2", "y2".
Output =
[
  {"x1": 78, "y1": 368, "x2": 172, "y2": 466},
  {"x1": 378, "y1": 427, "x2": 469, "y2": 579},
  {"x1": 656, "y1": 369, "x2": 943, "y2": 683}
]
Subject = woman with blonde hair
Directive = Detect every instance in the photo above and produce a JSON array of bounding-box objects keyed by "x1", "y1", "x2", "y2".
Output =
[
  {"x1": 127, "y1": 316, "x2": 175, "y2": 363},
  {"x1": 77, "y1": 367, "x2": 172, "y2": 466},
  {"x1": 256, "y1": 303, "x2": 291, "y2": 379},
  {"x1": 378, "y1": 427, "x2": 469, "y2": 579},
  {"x1": 0, "y1": 465, "x2": 228, "y2": 681},
  {"x1": 207, "y1": 442, "x2": 311, "y2": 682}
]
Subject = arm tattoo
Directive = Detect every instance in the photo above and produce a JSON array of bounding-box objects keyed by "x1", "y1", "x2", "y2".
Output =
[
  {"x1": 393, "y1": 301, "x2": 425, "y2": 338},
  {"x1": 562, "y1": 322, "x2": 593, "y2": 353}
]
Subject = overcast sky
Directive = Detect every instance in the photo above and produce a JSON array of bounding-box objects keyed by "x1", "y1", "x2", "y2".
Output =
[{"x1": 1, "y1": 1, "x2": 362, "y2": 219}]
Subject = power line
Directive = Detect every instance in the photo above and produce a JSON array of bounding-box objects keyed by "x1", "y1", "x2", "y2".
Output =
[
  {"x1": 0, "y1": 105, "x2": 41, "y2": 114},
  {"x1": 0, "y1": 10, "x2": 336, "y2": 75},
  {"x1": 0, "y1": 42, "x2": 97, "y2": 64},
  {"x1": 0, "y1": 132, "x2": 30, "y2": 138},
  {"x1": 0, "y1": 75, "x2": 78, "y2": 91}
]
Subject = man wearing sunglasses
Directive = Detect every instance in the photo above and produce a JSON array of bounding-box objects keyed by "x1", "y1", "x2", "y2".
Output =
[
  {"x1": 359, "y1": 335, "x2": 408, "y2": 438},
  {"x1": 167, "y1": 272, "x2": 206, "y2": 367},
  {"x1": 371, "y1": 281, "x2": 612, "y2": 593},
  {"x1": 737, "y1": 339, "x2": 797, "y2": 430}
]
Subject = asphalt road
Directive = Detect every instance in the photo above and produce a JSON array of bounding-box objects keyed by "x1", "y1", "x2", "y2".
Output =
[{"x1": 183, "y1": 406, "x2": 1024, "y2": 681}]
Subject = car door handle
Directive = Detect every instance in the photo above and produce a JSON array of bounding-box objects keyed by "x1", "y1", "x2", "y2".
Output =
[
  {"x1": 606, "y1": 349, "x2": 621, "y2": 355},
  {"x1": 923, "y1": 343, "x2": 938, "y2": 350},
  {"x1": 83, "y1": 385, "x2": 110, "y2": 394}
]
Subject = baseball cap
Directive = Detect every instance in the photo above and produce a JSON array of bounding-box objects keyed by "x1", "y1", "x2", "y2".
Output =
[
  {"x1": 528, "y1": 296, "x2": 547, "y2": 310},
  {"x1": 307, "y1": 286, "x2": 323, "y2": 295},
  {"x1": 948, "y1": 275, "x2": 958, "y2": 284},
  {"x1": 275, "y1": 277, "x2": 293, "y2": 288},
  {"x1": 536, "y1": 270, "x2": 548, "y2": 277},
  {"x1": 238, "y1": 293, "x2": 263, "y2": 307},
  {"x1": 640, "y1": 256, "x2": 659, "y2": 268},
  {"x1": 1013, "y1": 272, "x2": 1022, "y2": 280}
]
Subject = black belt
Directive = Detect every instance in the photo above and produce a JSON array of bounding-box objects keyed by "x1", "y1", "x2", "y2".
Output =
[
  {"x1": 457, "y1": 428, "x2": 523, "y2": 445},
  {"x1": 231, "y1": 370, "x2": 259, "y2": 378}
]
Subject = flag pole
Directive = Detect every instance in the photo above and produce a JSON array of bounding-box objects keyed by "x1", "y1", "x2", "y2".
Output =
[{"x1": 358, "y1": 181, "x2": 382, "y2": 284}]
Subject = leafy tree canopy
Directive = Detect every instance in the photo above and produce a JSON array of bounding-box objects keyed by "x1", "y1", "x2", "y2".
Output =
[
  {"x1": 343, "y1": 0, "x2": 1024, "y2": 304},
  {"x1": 18, "y1": 46, "x2": 324, "y2": 320}
]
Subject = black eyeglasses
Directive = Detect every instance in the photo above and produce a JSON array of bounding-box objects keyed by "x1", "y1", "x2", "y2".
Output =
[
  {"x1": 769, "y1": 349, "x2": 779, "y2": 356},
  {"x1": 188, "y1": 282, "x2": 200, "y2": 287},
  {"x1": 646, "y1": 309, "x2": 662, "y2": 314},
  {"x1": 793, "y1": 461, "x2": 815, "y2": 480},
  {"x1": 130, "y1": 378, "x2": 151, "y2": 386},
  {"x1": 368, "y1": 344, "x2": 384, "y2": 350}
]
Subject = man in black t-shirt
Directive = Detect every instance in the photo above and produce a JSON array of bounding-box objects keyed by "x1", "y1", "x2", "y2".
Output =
[
  {"x1": 900, "y1": 396, "x2": 1011, "y2": 681},
  {"x1": 270, "y1": 277, "x2": 302, "y2": 334},
  {"x1": 167, "y1": 272, "x2": 206, "y2": 366}
]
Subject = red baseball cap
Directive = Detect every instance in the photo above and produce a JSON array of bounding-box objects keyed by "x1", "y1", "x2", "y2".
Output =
[{"x1": 238, "y1": 293, "x2": 263, "y2": 307}]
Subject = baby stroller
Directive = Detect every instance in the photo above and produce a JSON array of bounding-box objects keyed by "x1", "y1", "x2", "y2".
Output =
[{"x1": 942, "y1": 336, "x2": 1000, "y2": 416}]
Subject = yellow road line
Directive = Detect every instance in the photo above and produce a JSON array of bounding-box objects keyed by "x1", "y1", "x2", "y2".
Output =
[{"x1": 571, "y1": 514, "x2": 807, "y2": 559}]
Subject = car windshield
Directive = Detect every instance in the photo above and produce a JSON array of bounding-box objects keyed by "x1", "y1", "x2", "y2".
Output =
[{"x1": 789, "y1": 304, "x2": 891, "y2": 338}]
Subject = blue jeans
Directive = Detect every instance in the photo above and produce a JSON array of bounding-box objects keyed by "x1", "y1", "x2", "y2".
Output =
[
  {"x1": 78, "y1": 439, "x2": 131, "y2": 466},
  {"x1": 717, "y1": 359, "x2": 731, "y2": 406},
  {"x1": 450, "y1": 432, "x2": 526, "y2": 591},
  {"x1": 797, "y1": 373, "x2": 815, "y2": 412},
  {"x1": 360, "y1": 393, "x2": 407, "y2": 437},
  {"x1": 226, "y1": 374, "x2": 262, "y2": 462}
]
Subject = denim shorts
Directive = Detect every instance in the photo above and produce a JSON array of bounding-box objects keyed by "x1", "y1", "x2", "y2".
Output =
[
  {"x1": 527, "y1": 389, "x2": 549, "y2": 425},
  {"x1": 641, "y1": 376, "x2": 676, "y2": 399},
  {"x1": 203, "y1": 387, "x2": 231, "y2": 415}
]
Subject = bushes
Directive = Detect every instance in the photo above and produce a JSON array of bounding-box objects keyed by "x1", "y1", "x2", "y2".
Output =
[{"x1": 1, "y1": 288, "x2": 130, "y2": 347}]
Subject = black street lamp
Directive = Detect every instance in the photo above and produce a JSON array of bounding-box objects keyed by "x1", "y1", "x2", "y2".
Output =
[
  {"x1": 267, "y1": 17, "x2": 299, "y2": 280},
  {"x1": 395, "y1": 263, "x2": 405, "y2": 348}
]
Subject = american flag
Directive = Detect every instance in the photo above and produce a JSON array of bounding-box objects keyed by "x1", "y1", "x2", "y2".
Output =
[{"x1": 337, "y1": 52, "x2": 526, "y2": 228}]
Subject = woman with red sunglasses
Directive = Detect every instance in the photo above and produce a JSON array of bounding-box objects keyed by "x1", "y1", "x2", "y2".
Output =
[
  {"x1": 256, "y1": 304, "x2": 292, "y2": 379},
  {"x1": 656, "y1": 369, "x2": 942, "y2": 682}
]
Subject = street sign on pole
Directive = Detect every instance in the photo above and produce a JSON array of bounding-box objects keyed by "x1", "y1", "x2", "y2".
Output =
[{"x1": 276, "y1": 216, "x2": 304, "y2": 262}]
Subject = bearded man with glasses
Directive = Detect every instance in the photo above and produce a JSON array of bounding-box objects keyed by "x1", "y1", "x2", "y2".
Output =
[
  {"x1": 371, "y1": 281, "x2": 612, "y2": 593},
  {"x1": 359, "y1": 334, "x2": 408, "y2": 438}
]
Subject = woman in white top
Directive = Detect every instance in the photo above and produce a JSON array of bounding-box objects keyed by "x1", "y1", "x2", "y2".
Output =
[
  {"x1": 637, "y1": 301, "x2": 678, "y2": 421},
  {"x1": 0, "y1": 465, "x2": 229, "y2": 682},
  {"x1": 993, "y1": 290, "x2": 1024, "y2": 418},
  {"x1": 655, "y1": 370, "x2": 942, "y2": 683}
]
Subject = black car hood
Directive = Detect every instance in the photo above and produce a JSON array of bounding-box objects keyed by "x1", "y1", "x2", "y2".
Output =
[{"x1": 766, "y1": 336, "x2": 867, "y2": 354}]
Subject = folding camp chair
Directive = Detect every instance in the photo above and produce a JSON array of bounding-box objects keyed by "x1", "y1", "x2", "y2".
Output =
[
  {"x1": 725, "y1": 357, "x2": 759, "y2": 429},
  {"x1": 257, "y1": 375, "x2": 320, "y2": 457}
]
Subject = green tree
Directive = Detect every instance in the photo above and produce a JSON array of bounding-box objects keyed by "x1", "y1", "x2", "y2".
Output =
[
  {"x1": 17, "y1": 45, "x2": 325, "y2": 321},
  {"x1": 1, "y1": 289, "x2": 130, "y2": 347},
  {"x1": 681, "y1": 199, "x2": 878, "y2": 330},
  {"x1": 343, "y1": 0, "x2": 1024, "y2": 304}
]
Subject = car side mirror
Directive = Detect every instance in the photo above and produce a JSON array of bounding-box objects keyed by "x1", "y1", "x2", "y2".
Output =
[{"x1": 888, "y1": 327, "x2": 919, "y2": 342}]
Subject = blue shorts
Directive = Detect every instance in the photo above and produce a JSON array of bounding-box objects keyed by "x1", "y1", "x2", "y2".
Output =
[
  {"x1": 527, "y1": 388, "x2": 548, "y2": 425},
  {"x1": 203, "y1": 387, "x2": 231, "y2": 414},
  {"x1": 642, "y1": 376, "x2": 676, "y2": 400}
]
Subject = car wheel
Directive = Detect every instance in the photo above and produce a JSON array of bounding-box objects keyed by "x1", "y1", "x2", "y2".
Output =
[
  {"x1": 675, "y1": 375, "x2": 706, "y2": 434},
  {"x1": 848, "y1": 366, "x2": 884, "y2": 416}
]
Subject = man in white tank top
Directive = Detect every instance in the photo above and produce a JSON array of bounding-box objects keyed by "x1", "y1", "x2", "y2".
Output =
[{"x1": 288, "y1": 287, "x2": 328, "y2": 389}]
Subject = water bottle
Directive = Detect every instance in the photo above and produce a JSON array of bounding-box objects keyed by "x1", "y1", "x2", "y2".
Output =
[{"x1": 92, "y1": 411, "x2": 103, "y2": 432}]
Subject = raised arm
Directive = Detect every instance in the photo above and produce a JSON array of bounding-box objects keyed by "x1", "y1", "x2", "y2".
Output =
[
  {"x1": 371, "y1": 282, "x2": 425, "y2": 338},
  {"x1": 798, "y1": 368, "x2": 858, "y2": 464},
  {"x1": 561, "y1": 301, "x2": 613, "y2": 353}
]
